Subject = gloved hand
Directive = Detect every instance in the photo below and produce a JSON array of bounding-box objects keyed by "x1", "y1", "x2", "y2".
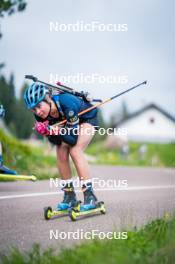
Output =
[{"x1": 34, "y1": 121, "x2": 50, "y2": 136}]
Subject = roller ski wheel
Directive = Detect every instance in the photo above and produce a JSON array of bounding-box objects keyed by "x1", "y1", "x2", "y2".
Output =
[
  {"x1": 44, "y1": 207, "x2": 52, "y2": 220},
  {"x1": 69, "y1": 208, "x2": 77, "y2": 221},
  {"x1": 99, "y1": 201, "x2": 106, "y2": 214},
  {"x1": 69, "y1": 201, "x2": 106, "y2": 221},
  {"x1": 44, "y1": 206, "x2": 68, "y2": 220},
  {"x1": 68, "y1": 201, "x2": 81, "y2": 221}
]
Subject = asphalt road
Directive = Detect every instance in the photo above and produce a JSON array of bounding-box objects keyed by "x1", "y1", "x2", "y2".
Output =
[{"x1": 0, "y1": 165, "x2": 175, "y2": 253}]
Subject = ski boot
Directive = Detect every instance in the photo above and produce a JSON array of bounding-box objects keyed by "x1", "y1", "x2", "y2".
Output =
[
  {"x1": 0, "y1": 155, "x2": 17, "y2": 175},
  {"x1": 44, "y1": 182, "x2": 77, "y2": 220},
  {"x1": 69, "y1": 182, "x2": 106, "y2": 221}
]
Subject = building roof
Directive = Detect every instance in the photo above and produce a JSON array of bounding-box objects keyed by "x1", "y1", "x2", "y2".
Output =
[{"x1": 116, "y1": 103, "x2": 175, "y2": 126}]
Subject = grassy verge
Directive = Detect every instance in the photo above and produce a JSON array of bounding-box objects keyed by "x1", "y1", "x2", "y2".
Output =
[
  {"x1": 0, "y1": 215, "x2": 175, "y2": 263},
  {"x1": 86, "y1": 141, "x2": 175, "y2": 167},
  {"x1": 1, "y1": 129, "x2": 175, "y2": 182},
  {"x1": 0, "y1": 129, "x2": 58, "y2": 180}
]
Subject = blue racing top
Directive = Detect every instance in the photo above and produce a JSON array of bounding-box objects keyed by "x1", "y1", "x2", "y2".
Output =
[{"x1": 35, "y1": 93, "x2": 98, "y2": 146}]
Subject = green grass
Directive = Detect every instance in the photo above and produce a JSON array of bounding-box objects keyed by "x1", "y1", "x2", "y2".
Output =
[
  {"x1": 1, "y1": 129, "x2": 174, "y2": 182},
  {"x1": 0, "y1": 215, "x2": 175, "y2": 264},
  {"x1": 86, "y1": 141, "x2": 175, "y2": 167},
  {"x1": 0, "y1": 129, "x2": 58, "y2": 180}
]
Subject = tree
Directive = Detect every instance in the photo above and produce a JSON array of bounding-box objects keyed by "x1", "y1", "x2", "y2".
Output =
[
  {"x1": 0, "y1": 1, "x2": 30, "y2": 138},
  {"x1": 91, "y1": 109, "x2": 108, "y2": 143},
  {"x1": 0, "y1": 75, "x2": 34, "y2": 138},
  {"x1": 15, "y1": 83, "x2": 34, "y2": 139},
  {"x1": 108, "y1": 100, "x2": 129, "y2": 128},
  {"x1": 0, "y1": 0, "x2": 27, "y2": 36},
  {"x1": 121, "y1": 100, "x2": 129, "y2": 120},
  {"x1": 97, "y1": 109, "x2": 107, "y2": 129},
  {"x1": 0, "y1": 74, "x2": 16, "y2": 126},
  {"x1": 0, "y1": 74, "x2": 15, "y2": 125}
]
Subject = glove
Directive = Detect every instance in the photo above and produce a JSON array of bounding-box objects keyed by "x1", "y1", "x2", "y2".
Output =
[{"x1": 34, "y1": 121, "x2": 50, "y2": 136}]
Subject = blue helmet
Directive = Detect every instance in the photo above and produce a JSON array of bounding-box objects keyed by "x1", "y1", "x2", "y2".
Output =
[{"x1": 24, "y1": 83, "x2": 49, "y2": 109}]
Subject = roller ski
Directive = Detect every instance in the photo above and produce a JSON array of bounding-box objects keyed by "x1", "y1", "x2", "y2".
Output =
[
  {"x1": 69, "y1": 183, "x2": 106, "y2": 221},
  {"x1": 44, "y1": 182, "x2": 77, "y2": 220}
]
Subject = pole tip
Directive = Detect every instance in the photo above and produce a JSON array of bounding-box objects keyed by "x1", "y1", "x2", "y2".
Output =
[
  {"x1": 144, "y1": 80, "x2": 147, "y2": 85},
  {"x1": 31, "y1": 175, "x2": 37, "y2": 181}
]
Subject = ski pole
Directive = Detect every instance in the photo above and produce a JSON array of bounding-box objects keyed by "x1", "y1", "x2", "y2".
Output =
[
  {"x1": 0, "y1": 174, "x2": 37, "y2": 181},
  {"x1": 52, "y1": 80, "x2": 147, "y2": 127}
]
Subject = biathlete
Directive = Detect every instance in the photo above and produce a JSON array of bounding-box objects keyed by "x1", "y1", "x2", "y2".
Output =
[{"x1": 24, "y1": 83, "x2": 99, "y2": 211}]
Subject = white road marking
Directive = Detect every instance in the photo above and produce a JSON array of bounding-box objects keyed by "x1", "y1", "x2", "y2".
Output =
[{"x1": 0, "y1": 185, "x2": 175, "y2": 200}]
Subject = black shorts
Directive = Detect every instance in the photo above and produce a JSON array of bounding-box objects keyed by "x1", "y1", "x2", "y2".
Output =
[
  {"x1": 47, "y1": 116, "x2": 99, "y2": 145},
  {"x1": 79, "y1": 116, "x2": 99, "y2": 130},
  {"x1": 47, "y1": 135, "x2": 62, "y2": 145}
]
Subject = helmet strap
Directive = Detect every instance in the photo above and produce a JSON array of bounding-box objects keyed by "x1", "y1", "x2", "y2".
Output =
[
  {"x1": 47, "y1": 102, "x2": 52, "y2": 119},
  {"x1": 43, "y1": 100, "x2": 52, "y2": 119}
]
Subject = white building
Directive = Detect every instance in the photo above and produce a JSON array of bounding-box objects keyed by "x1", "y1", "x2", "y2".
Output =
[{"x1": 116, "y1": 104, "x2": 175, "y2": 143}]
